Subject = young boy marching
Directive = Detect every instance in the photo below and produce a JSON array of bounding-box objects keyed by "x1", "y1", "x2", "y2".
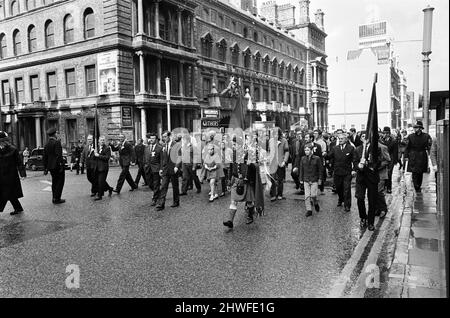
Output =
[{"x1": 294, "y1": 144, "x2": 323, "y2": 217}]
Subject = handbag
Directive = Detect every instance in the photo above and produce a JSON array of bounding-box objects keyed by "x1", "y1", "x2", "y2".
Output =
[{"x1": 235, "y1": 177, "x2": 245, "y2": 195}]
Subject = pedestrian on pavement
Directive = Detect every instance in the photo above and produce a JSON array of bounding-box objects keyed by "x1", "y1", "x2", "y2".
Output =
[
  {"x1": 80, "y1": 135, "x2": 97, "y2": 197},
  {"x1": 325, "y1": 134, "x2": 356, "y2": 212},
  {"x1": 269, "y1": 128, "x2": 290, "y2": 202},
  {"x1": 180, "y1": 133, "x2": 201, "y2": 195},
  {"x1": 204, "y1": 144, "x2": 220, "y2": 202},
  {"x1": 111, "y1": 134, "x2": 137, "y2": 194},
  {"x1": 72, "y1": 141, "x2": 83, "y2": 175},
  {"x1": 143, "y1": 132, "x2": 163, "y2": 207},
  {"x1": 380, "y1": 127, "x2": 398, "y2": 194},
  {"x1": 398, "y1": 129, "x2": 409, "y2": 171},
  {"x1": 43, "y1": 128, "x2": 66, "y2": 204},
  {"x1": 93, "y1": 136, "x2": 113, "y2": 200},
  {"x1": 355, "y1": 139, "x2": 382, "y2": 231},
  {"x1": 156, "y1": 131, "x2": 182, "y2": 211},
  {"x1": 294, "y1": 144, "x2": 323, "y2": 217},
  {"x1": 290, "y1": 129, "x2": 304, "y2": 193},
  {"x1": 313, "y1": 129, "x2": 327, "y2": 195},
  {"x1": 133, "y1": 138, "x2": 147, "y2": 187},
  {"x1": 376, "y1": 140, "x2": 391, "y2": 219},
  {"x1": 0, "y1": 131, "x2": 26, "y2": 215},
  {"x1": 22, "y1": 146, "x2": 30, "y2": 166},
  {"x1": 404, "y1": 121, "x2": 432, "y2": 193}
]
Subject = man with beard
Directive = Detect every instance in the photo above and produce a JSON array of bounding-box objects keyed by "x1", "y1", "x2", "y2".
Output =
[{"x1": 404, "y1": 121, "x2": 432, "y2": 193}]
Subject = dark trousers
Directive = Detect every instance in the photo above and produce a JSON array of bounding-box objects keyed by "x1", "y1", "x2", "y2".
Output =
[
  {"x1": 291, "y1": 168, "x2": 300, "y2": 188},
  {"x1": 74, "y1": 158, "x2": 81, "y2": 174},
  {"x1": 147, "y1": 171, "x2": 161, "y2": 203},
  {"x1": 221, "y1": 168, "x2": 229, "y2": 193},
  {"x1": 87, "y1": 168, "x2": 98, "y2": 194},
  {"x1": 134, "y1": 163, "x2": 147, "y2": 185},
  {"x1": 182, "y1": 164, "x2": 201, "y2": 193},
  {"x1": 412, "y1": 172, "x2": 424, "y2": 191},
  {"x1": 0, "y1": 198, "x2": 23, "y2": 212},
  {"x1": 270, "y1": 166, "x2": 286, "y2": 197},
  {"x1": 319, "y1": 164, "x2": 327, "y2": 192},
  {"x1": 116, "y1": 165, "x2": 136, "y2": 192},
  {"x1": 50, "y1": 168, "x2": 65, "y2": 201},
  {"x1": 385, "y1": 165, "x2": 394, "y2": 191},
  {"x1": 376, "y1": 180, "x2": 388, "y2": 213},
  {"x1": 158, "y1": 173, "x2": 180, "y2": 207},
  {"x1": 334, "y1": 174, "x2": 352, "y2": 208},
  {"x1": 97, "y1": 171, "x2": 112, "y2": 197},
  {"x1": 80, "y1": 163, "x2": 85, "y2": 174},
  {"x1": 356, "y1": 177, "x2": 378, "y2": 226}
]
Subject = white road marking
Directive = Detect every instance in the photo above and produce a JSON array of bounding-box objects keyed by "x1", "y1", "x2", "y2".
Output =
[{"x1": 40, "y1": 180, "x2": 52, "y2": 185}]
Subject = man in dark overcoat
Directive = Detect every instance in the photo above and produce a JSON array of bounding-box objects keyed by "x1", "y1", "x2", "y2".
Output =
[
  {"x1": 111, "y1": 134, "x2": 137, "y2": 194},
  {"x1": 0, "y1": 131, "x2": 26, "y2": 215},
  {"x1": 43, "y1": 128, "x2": 66, "y2": 204},
  {"x1": 404, "y1": 121, "x2": 432, "y2": 192}
]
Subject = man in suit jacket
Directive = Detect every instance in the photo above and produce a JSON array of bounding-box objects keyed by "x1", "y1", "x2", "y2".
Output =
[
  {"x1": 80, "y1": 135, "x2": 97, "y2": 196},
  {"x1": 156, "y1": 131, "x2": 182, "y2": 211},
  {"x1": 269, "y1": 128, "x2": 290, "y2": 201},
  {"x1": 143, "y1": 132, "x2": 163, "y2": 206},
  {"x1": 133, "y1": 138, "x2": 148, "y2": 187},
  {"x1": 93, "y1": 136, "x2": 113, "y2": 200},
  {"x1": 111, "y1": 134, "x2": 137, "y2": 194},
  {"x1": 325, "y1": 134, "x2": 356, "y2": 212},
  {"x1": 290, "y1": 130, "x2": 304, "y2": 191},
  {"x1": 43, "y1": 128, "x2": 65, "y2": 204}
]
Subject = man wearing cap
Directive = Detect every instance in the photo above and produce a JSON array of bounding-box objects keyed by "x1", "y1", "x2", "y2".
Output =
[
  {"x1": 43, "y1": 128, "x2": 66, "y2": 204},
  {"x1": 0, "y1": 131, "x2": 26, "y2": 215},
  {"x1": 404, "y1": 121, "x2": 432, "y2": 193},
  {"x1": 380, "y1": 127, "x2": 398, "y2": 194}
]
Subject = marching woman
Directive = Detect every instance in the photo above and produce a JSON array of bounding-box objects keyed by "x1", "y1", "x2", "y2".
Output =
[
  {"x1": 204, "y1": 144, "x2": 221, "y2": 202},
  {"x1": 0, "y1": 131, "x2": 26, "y2": 215}
]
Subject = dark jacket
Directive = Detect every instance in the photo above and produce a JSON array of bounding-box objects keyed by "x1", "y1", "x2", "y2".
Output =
[
  {"x1": 326, "y1": 143, "x2": 356, "y2": 176},
  {"x1": 95, "y1": 145, "x2": 111, "y2": 172},
  {"x1": 134, "y1": 143, "x2": 146, "y2": 165},
  {"x1": 144, "y1": 143, "x2": 163, "y2": 174},
  {"x1": 381, "y1": 135, "x2": 399, "y2": 166},
  {"x1": 161, "y1": 140, "x2": 182, "y2": 176},
  {"x1": 43, "y1": 137, "x2": 64, "y2": 171},
  {"x1": 289, "y1": 139, "x2": 304, "y2": 166},
  {"x1": 298, "y1": 155, "x2": 323, "y2": 183},
  {"x1": 354, "y1": 144, "x2": 382, "y2": 184},
  {"x1": 81, "y1": 144, "x2": 97, "y2": 170},
  {"x1": 111, "y1": 140, "x2": 133, "y2": 167},
  {"x1": 0, "y1": 144, "x2": 26, "y2": 201},
  {"x1": 405, "y1": 132, "x2": 432, "y2": 173}
]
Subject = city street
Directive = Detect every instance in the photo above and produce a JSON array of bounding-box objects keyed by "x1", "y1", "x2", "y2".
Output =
[{"x1": 1, "y1": 166, "x2": 375, "y2": 298}]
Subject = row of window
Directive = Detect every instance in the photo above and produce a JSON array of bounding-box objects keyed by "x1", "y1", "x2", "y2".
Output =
[
  {"x1": 0, "y1": 0, "x2": 57, "y2": 19},
  {"x1": 201, "y1": 77, "x2": 304, "y2": 107},
  {"x1": 0, "y1": 65, "x2": 97, "y2": 105},
  {"x1": 200, "y1": 5, "x2": 304, "y2": 60},
  {"x1": 330, "y1": 124, "x2": 366, "y2": 131},
  {"x1": 0, "y1": 8, "x2": 94, "y2": 59},
  {"x1": 201, "y1": 34, "x2": 305, "y2": 83}
]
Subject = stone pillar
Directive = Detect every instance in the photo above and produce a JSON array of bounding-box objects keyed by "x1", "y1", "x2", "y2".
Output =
[
  {"x1": 180, "y1": 109, "x2": 185, "y2": 128},
  {"x1": 313, "y1": 65, "x2": 317, "y2": 86},
  {"x1": 259, "y1": 84, "x2": 264, "y2": 102},
  {"x1": 190, "y1": 14, "x2": 195, "y2": 49},
  {"x1": 191, "y1": 65, "x2": 196, "y2": 97},
  {"x1": 313, "y1": 102, "x2": 318, "y2": 128},
  {"x1": 138, "y1": 0, "x2": 144, "y2": 34},
  {"x1": 138, "y1": 52, "x2": 146, "y2": 93},
  {"x1": 179, "y1": 62, "x2": 185, "y2": 97},
  {"x1": 156, "y1": 57, "x2": 162, "y2": 95},
  {"x1": 155, "y1": 1, "x2": 160, "y2": 39},
  {"x1": 141, "y1": 108, "x2": 147, "y2": 140},
  {"x1": 35, "y1": 117, "x2": 42, "y2": 147},
  {"x1": 268, "y1": 83, "x2": 272, "y2": 102},
  {"x1": 157, "y1": 109, "x2": 163, "y2": 138},
  {"x1": 177, "y1": 8, "x2": 183, "y2": 45}
]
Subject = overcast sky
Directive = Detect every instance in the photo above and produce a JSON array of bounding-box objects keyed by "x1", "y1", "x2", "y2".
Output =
[{"x1": 258, "y1": 0, "x2": 449, "y2": 94}]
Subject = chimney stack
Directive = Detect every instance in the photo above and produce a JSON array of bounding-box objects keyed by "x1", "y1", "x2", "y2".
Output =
[
  {"x1": 298, "y1": 0, "x2": 310, "y2": 24},
  {"x1": 315, "y1": 9, "x2": 324, "y2": 30}
]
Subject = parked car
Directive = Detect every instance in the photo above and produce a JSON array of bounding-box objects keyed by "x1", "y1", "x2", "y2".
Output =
[{"x1": 26, "y1": 147, "x2": 68, "y2": 171}]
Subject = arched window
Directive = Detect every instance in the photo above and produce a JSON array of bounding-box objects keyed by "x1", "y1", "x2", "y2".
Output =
[
  {"x1": 230, "y1": 44, "x2": 239, "y2": 65},
  {"x1": 271, "y1": 58, "x2": 278, "y2": 76},
  {"x1": 201, "y1": 33, "x2": 213, "y2": 58},
  {"x1": 279, "y1": 62, "x2": 284, "y2": 78},
  {"x1": 159, "y1": 10, "x2": 169, "y2": 41},
  {"x1": 217, "y1": 38, "x2": 227, "y2": 62},
  {"x1": 84, "y1": 8, "x2": 95, "y2": 39},
  {"x1": 243, "y1": 27, "x2": 248, "y2": 38},
  {"x1": 263, "y1": 55, "x2": 270, "y2": 73},
  {"x1": 64, "y1": 14, "x2": 74, "y2": 44},
  {"x1": 293, "y1": 66, "x2": 298, "y2": 82},
  {"x1": 243, "y1": 47, "x2": 251, "y2": 68},
  {"x1": 286, "y1": 64, "x2": 292, "y2": 80},
  {"x1": 45, "y1": 20, "x2": 55, "y2": 48},
  {"x1": 10, "y1": 1, "x2": 19, "y2": 16},
  {"x1": 253, "y1": 52, "x2": 261, "y2": 71},
  {"x1": 253, "y1": 31, "x2": 258, "y2": 42},
  {"x1": 28, "y1": 25, "x2": 37, "y2": 52},
  {"x1": 26, "y1": 0, "x2": 35, "y2": 11},
  {"x1": 13, "y1": 29, "x2": 21, "y2": 56},
  {"x1": 0, "y1": 33, "x2": 7, "y2": 59}
]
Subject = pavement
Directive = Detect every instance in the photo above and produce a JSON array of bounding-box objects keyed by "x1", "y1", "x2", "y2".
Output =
[{"x1": 0, "y1": 165, "x2": 446, "y2": 298}]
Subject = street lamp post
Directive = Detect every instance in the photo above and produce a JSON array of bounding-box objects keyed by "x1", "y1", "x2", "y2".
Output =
[
  {"x1": 165, "y1": 77, "x2": 171, "y2": 132},
  {"x1": 422, "y1": 5, "x2": 434, "y2": 133}
]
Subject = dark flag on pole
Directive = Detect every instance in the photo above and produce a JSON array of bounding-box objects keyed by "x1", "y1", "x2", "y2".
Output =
[
  {"x1": 93, "y1": 104, "x2": 100, "y2": 150},
  {"x1": 364, "y1": 73, "x2": 379, "y2": 167}
]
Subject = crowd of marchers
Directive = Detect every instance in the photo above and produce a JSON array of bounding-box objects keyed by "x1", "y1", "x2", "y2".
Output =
[{"x1": 0, "y1": 120, "x2": 435, "y2": 232}]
